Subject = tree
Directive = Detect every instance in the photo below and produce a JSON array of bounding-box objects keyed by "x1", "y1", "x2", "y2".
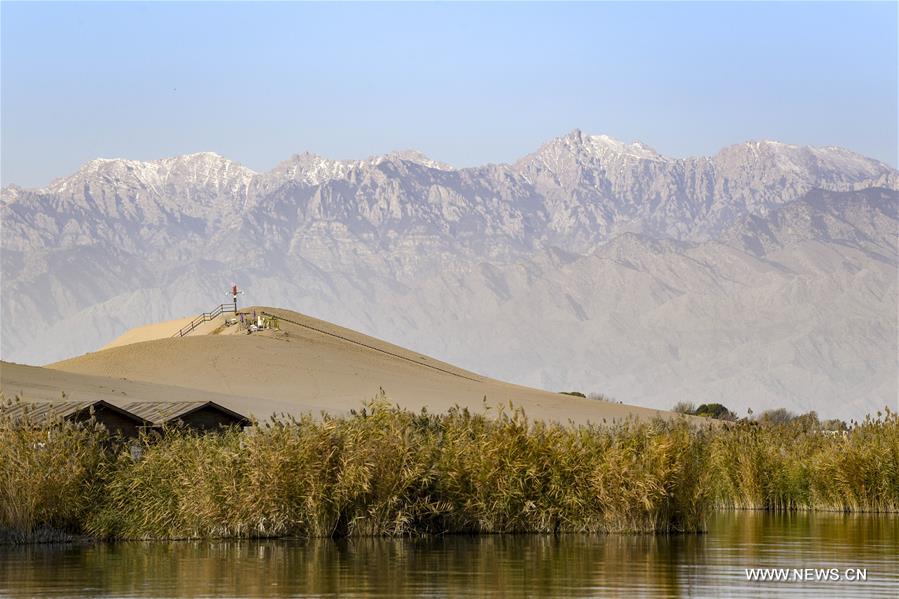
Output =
[
  {"x1": 757, "y1": 408, "x2": 796, "y2": 425},
  {"x1": 672, "y1": 401, "x2": 696, "y2": 415},
  {"x1": 694, "y1": 403, "x2": 737, "y2": 421}
]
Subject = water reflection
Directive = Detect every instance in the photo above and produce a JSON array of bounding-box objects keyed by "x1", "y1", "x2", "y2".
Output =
[{"x1": 1, "y1": 512, "x2": 896, "y2": 597}]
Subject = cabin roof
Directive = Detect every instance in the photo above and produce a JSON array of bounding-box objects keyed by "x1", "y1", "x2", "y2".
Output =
[
  {"x1": 122, "y1": 401, "x2": 250, "y2": 426},
  {"x1": 0, "y1": 399, "x2": 152, "y2": 426}
]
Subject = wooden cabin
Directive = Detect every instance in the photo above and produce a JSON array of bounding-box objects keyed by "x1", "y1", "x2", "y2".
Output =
[
  {"x1": 123, "y1": 401, "x2": 250, "y2": 432},
  {"x1": 1, "y1": 400, "x2": 151, "y2": 438}
]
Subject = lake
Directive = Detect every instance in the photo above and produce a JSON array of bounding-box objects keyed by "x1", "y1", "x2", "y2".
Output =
[{"x1": 1, "y1": 511, "x2": 896, "y2": 597}]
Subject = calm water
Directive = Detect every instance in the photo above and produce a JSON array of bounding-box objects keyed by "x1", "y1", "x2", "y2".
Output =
[{"x1": 1, "y1": 512, "x2": 897, "y2": 598}]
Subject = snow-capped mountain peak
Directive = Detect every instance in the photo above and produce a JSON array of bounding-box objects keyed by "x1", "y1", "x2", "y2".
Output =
[
  {"x1": 42, "y1": 152, "x2": 256, "y2": 195},
  {"x1": 267, "y1": 152, "x2": 361, "y2": 186},
  {"x1": 265, "y1": 148, "x2": 454, "y2": 187},
  {"x1": 586, "y1": 134, "x2": 666, "y2": 161},
  {"x1": 711, "y1": 140, "x2": 899, "y2": 193},
  {"x1": 380, "y1": 149, "x2": 454, "y2": 171}
]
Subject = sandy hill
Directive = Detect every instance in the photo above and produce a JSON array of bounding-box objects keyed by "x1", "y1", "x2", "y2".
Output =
[
  {"x1": 98, "y1": 314, "x2": 229, "y2": 351},
  {"x1": 11, "y1": 306, "x2": 671, "y2": 425},
  {"x1": 0, "y1": 361, "x2": 311, "y2": 418}
]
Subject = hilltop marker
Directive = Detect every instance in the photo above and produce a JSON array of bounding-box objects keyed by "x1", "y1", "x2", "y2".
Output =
[{"x1": 228, "y1": 283, "x2": 243, "y2": 313}]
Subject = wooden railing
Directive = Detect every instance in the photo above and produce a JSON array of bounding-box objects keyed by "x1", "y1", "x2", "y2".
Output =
[{"x1": 172, "y1": 304, "x2": 236, "y2": 338}]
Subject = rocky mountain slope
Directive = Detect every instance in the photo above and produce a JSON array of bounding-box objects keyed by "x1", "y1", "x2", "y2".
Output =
[{"x1": 2, "y1": 132, "x2": 896, "y2": 419}]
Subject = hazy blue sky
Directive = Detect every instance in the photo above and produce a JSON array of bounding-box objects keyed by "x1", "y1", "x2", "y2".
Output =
[{"x1": 2, "y1": 1, "x2": 896, "y2": 187}]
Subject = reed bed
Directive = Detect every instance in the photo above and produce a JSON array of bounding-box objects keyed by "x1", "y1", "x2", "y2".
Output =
[
  {"x1": 0, "y1": 417, "x2": 110, "y2": 543},
  {"x1": 709, "y1": 410, "x2": 899, "y2": 512},
  {"x1": 1, "y1": 399, "x2": 897, "y2": 543}
]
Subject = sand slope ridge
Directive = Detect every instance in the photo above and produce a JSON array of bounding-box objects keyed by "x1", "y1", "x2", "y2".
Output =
[
  {"x1": 99, "y1": 311, "x2": 242, "y2": 351},
  {"x1": 42, "y1": 306, "x2": 671, "y2": 424},
  {"x1": 0, "y1": 361, "x2": 322, "y2": 420}
]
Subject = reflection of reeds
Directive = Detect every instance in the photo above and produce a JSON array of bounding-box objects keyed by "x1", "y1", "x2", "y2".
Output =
[
  {"x1": 3, "y1": 513, "x2": 895, "y2": 597},
  {"x1": 2, "y1": 397, "x2": 896, "y2": 542}
]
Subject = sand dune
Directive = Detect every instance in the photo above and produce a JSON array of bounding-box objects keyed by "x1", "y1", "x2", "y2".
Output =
[
  {"x1": 0, "y1": 361, "x2": 325, "y2": 419},
  {"x1": 99, "y1": 313, "x2": 237, "y2": 350},
  {"x1": 11, "y1": 306, "x2": 671, "y2": 425}
]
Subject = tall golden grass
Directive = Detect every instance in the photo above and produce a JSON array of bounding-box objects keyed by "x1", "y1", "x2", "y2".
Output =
[
  {"x1": 709, "y1": 411, "x2": 899, "y2": 512},
  {"x1": 0, "y1": 412, "x2": 110, "y2": 543},
  {"x1": 2, "y1": 398, "x2": 896, "y2": 542}
]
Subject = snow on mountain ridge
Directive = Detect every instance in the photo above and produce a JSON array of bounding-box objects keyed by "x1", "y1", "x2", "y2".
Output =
[
  {"x1": 267, "y1": 152, "x2": 361, "y2": 186},
  {"x1": 587, "y1": 134, "x2": 667, "y2": 162},
  {"x1": 8, "y1": 130, "x2": 892, "y2": 196},
  {"x1": 4, "y1": 131, "x2": 895, "y2": 261},
  {"x1": 42, "y1": 152, "x2": 258, "y2": 201},
  {"x1": 266, "y1": 149, "x2": 454, "y2": 187},
  {"x1": 2, "y1": 138, "x2": 896, "y2": 423}
]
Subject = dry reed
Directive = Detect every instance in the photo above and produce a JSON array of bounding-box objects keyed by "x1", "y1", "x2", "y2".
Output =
[{"x1": 2, "y1": 397, "x2": 896, "y2": 543}]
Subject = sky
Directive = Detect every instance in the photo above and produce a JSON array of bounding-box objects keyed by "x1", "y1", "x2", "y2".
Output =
[{"x1": 2, "y1": 1, "x2": 897, "y2": 188}]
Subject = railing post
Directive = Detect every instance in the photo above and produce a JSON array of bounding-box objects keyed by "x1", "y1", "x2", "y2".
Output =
[{"x1": 174, "y1": 302, "x2": 238, "y2": 338}]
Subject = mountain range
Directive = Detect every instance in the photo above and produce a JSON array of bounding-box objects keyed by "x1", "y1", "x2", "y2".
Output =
[{"x1": 2, "y1": 130, "x2": 896, "y2": 419}]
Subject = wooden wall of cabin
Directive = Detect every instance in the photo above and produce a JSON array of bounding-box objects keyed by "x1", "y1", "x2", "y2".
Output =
[
  {"x1": 70, "y1": 408, "x2": 143, "y2": 438},
  {"x1": 177, "y1": 407, "x2": 245, "y2": 432}
]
